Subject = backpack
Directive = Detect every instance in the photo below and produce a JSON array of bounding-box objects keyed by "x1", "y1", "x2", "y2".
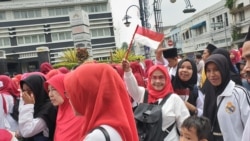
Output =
[{"x1": 134, "y1": 90, "x2": 174, "y2": 141}]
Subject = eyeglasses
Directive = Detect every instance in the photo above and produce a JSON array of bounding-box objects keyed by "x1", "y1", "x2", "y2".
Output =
[{"x1": 150, "y1": 75, "x2": 165, "y2": 81}]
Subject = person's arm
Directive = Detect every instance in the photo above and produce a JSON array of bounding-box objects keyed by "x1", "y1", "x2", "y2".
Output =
[
  {"x1": 122, "y1": 59, "x2": 145, "y2": 103},
  {"x1": 155, "y1": 41, "x2": 169, "y2": 66},
  {"x1": 196, "y1": 90, "x2": 205, "y2": 116},
  {"x1": 173, "y1": 95, "x2": 190, "y2": 131},
  {"x1": 18, "y1": 104, "x2": 47, "y2": 137},
  {"x1": 238, "y1": 86, "x2": 250, "y2": 125},
  {"x1": 242, "y1": 116, "x2": 250, "y2": 141}
]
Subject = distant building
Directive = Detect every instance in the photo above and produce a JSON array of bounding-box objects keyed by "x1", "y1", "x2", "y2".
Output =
[
  {"x1": 164, "y1": 0, "x2": 250, "y2": 57},
  {"x1": 0, "y1": 0, "x2": 116, "y2": 74}
]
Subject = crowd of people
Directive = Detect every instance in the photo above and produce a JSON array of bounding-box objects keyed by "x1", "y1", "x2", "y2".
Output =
[{"x1": 1, "y1": 30, "x2": 250, "y2": 141}]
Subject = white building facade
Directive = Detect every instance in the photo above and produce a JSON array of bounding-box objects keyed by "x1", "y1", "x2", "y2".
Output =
[
  {"x1": 165, "y1": 0, "x2": 250, "y2": 57},
  {"x1": 0, "y1": 0, "x2": 116, "y2": 73}
]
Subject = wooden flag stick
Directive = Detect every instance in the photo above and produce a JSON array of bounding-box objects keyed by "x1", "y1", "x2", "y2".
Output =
[{"x1": 124, "y1": 25, "x2": 139, "y2": 59}]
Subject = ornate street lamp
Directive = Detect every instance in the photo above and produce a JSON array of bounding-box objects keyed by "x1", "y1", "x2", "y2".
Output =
[{"x1": 122, "y1": 5, "x2": 142, "y2": 27}]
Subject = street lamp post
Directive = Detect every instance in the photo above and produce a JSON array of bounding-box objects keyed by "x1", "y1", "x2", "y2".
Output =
[
  {"x1": 123, "y1": 5, "x2": 144, "y2": 27},
  {"x1": 123, "y1": 2, "x2": 151, "y2": 58}
]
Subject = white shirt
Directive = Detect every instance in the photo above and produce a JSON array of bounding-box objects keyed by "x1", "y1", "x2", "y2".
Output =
[
  {"x1": 217, "y1": 81, "x2": 250, "y2": 141},
  {"x1": 18, "y1": 99, "x2": 49, "y2": 138},
  {"x1": 0, "y1": 94, "x2": 18, "y2": 132},
  {"x1": 242, "y1": 115, "x2": 250, "y2": 141},
  {"x1": 196, "y1": 90, "x2": 204, "y2": 116},
  {"x1": 124, "y1": 71, "x2": 190, "y2": 141},
  {"x1": 84, "y1": 125, "x2": 122, "y2": 141}
]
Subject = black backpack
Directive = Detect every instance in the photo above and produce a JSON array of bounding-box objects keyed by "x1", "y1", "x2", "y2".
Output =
[{"x1": 134, "y1": 90, "x2": 175, "y2": 141}]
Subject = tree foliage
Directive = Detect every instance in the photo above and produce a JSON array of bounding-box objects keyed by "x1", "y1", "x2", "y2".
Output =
[
  {"x1": 225, "y1": 0, "x2": 235, "y2": 9},
  {"x1": 111, "y1": 48, "x2": 144, "y2": 63}
]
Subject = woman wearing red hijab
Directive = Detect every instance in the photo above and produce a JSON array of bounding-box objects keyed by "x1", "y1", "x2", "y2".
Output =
[
  {"x1": 0, "y1": 75, "x2": 20, "y2": 132},
  {"x1": 122, "y1": 60, "x2": 190, "y2": 141},
  {"x1": 40, "y1": 62, "x2": 53, "y2": 75},
  {"x1": 45, "y1": 74, "x2": 85, "y2": 141},
  {"x1": 64, "y1": 63, "x2": 138, "y2": 141}
]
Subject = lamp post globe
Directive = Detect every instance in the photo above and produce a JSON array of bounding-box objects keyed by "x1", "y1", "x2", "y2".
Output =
[
  {"x1": 170, "y1": 0, "x2": 176, "y2": 3},
  {"x1": 124, "y1": 21, "x2": 131, "y2": 27}
]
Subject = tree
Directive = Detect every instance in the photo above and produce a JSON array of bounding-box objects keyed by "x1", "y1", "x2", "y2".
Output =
[
  {"x1": 121, "y1": 42, "x2": 137, "y2": 54},
  {"x1": 121, "y1": 42, "x2": 128, "y2": 50},
  {"x1": 53, "y1": 48, "x2": 90, "y2": 69},
  {"x1": 225, "y1": 0, "x2": 235, "y2": 10}
]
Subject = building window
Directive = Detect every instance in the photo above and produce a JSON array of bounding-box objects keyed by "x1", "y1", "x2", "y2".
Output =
[
  {"x1": 196, "y1": 27, "x2": 203, "y2": 35},
  {"x1": 224, "y1": 13, "x2": 228, "y2": 26},
  {"x1": 90, "y1": 28, "x2": 111, "y2": 38},
  {"x1": 212, "y1": 18, "x2": 215, "y2": 30},
  {"x1": 14, "y1": 9, "x2": 42, "y2": 19},
  {"x1": 17, "y1": 34, "x2": 45, "y2": 45},
  {"x1": 0, "y1": 12, "x2": 6, "y2": 20},
  {"x1": 239, "y1": 11, "x2": 245, "y2": 22},
  {"x1": 82, "y1": 3, "x2": 107, "y2": 13},
  {"x1": 51, "y1": 31, "x2": 72, "y2": 41},
  {"x1": 216, "y1": 15, "x2": 223, "y2": 29},
  {"x1": 185, "y1": 30, "x2": 189, "y2": 39},
  {"x1": 0, "y1": 38, "x2": 10, "y2": 47},
  {"x1": 48, "y1": 7, "x2": 74, "y2": 16}
]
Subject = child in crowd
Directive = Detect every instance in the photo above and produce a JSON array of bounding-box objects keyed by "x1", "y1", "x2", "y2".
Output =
[{"x1": 180, "y1": 116, "x2": 211, "y2": 141}]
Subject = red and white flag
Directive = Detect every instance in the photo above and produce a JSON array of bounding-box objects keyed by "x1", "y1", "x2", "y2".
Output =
[{"x1": 134, "y1": 25, "x2": 164, "y2": 49}]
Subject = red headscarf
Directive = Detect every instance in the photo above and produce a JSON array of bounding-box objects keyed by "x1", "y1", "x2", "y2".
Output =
[
  {"x1": 230, "y1": 49, "x2": 241, "y2": 65},
  {"x1": 111, "y1": 64, "x2": 124, "y2": 78},
  {"x1": 147, "y1": 65, "x2": 174, "y2": 103},
  {"x1": 0, "y1": 129, "x2": 12, "y2": 141},
  {"x1": 12, "y1": 74, "x2": 22, "y2": 90},
  {"x1": 0, "y1": 75, "x2": 20, "y2": 114},
  {"x1": 45, "y1": 74, "x2": 84, "y2": 141},
  {"x1": 64, "y1": 63, "x2": 138, "y2": 141},
  {"x1": 130, "y1": 62, "x2": 146, "y2": 87},
  {"x1": 58, "y1": 67, "x2": 70, "y2": 74},
  {"x1": 21, "y1": 72, "x2": 46, "y2": 80},
  {"x1": 46, "y1": 69, "x2": 61, "y2": 80},
  {"x1": 0, "y1": 75, "x2": 19, "y2": 97},
  {"x1": 144, "y1": 59, "x2": 154, "y2": 78},
  {"x1": 40, "y1": 62, "x2": 53, "y2": 74}
]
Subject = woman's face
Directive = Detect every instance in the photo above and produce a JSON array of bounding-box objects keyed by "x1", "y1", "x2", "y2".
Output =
[
  {"x1": 206, "y1": 62, "x2": 222, "y2": 86},
  {"x1": 202, "y1": 49, "x2": 210, "y2": 61},
  {"x1": 178, "y1": 61, "x2": 193, "y2": 82},
  {"x1": 48, "y1": 85, "x2": 64, "y2": 106},
  {"x1": 22, "y1": 83, "x2": 33, "y2": 96},
  {"x1": 150, "y1": 70, "x2": 166, "y2": 91}
]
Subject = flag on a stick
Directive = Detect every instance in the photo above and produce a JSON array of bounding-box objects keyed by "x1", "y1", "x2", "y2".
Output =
[
  {"x1": 124, "y1": 25, "x2": 164, "y2": 59},
  {"x1": 134, "y1": 26, "x2": 164, "y2": 49}
]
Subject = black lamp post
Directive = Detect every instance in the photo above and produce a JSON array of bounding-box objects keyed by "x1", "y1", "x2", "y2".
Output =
[
  {"x1": 183, "y1": 0, "x2": 196, "y2": 13},
  {"x1": 122, "y1": 4, "x2": 144, "y2": 27},
  {"x1": 123, "y1": 2, "x2": 150, "y2": 58}
]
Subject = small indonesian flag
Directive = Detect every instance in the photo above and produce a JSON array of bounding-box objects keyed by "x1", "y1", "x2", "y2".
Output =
[{"x1": 134, "y1": 26, "x2": 164, "y2": 49}]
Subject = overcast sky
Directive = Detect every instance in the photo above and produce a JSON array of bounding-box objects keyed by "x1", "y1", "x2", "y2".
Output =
[{"x1": 110, "y1": 0, "x2": 222, "y2": 47}]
